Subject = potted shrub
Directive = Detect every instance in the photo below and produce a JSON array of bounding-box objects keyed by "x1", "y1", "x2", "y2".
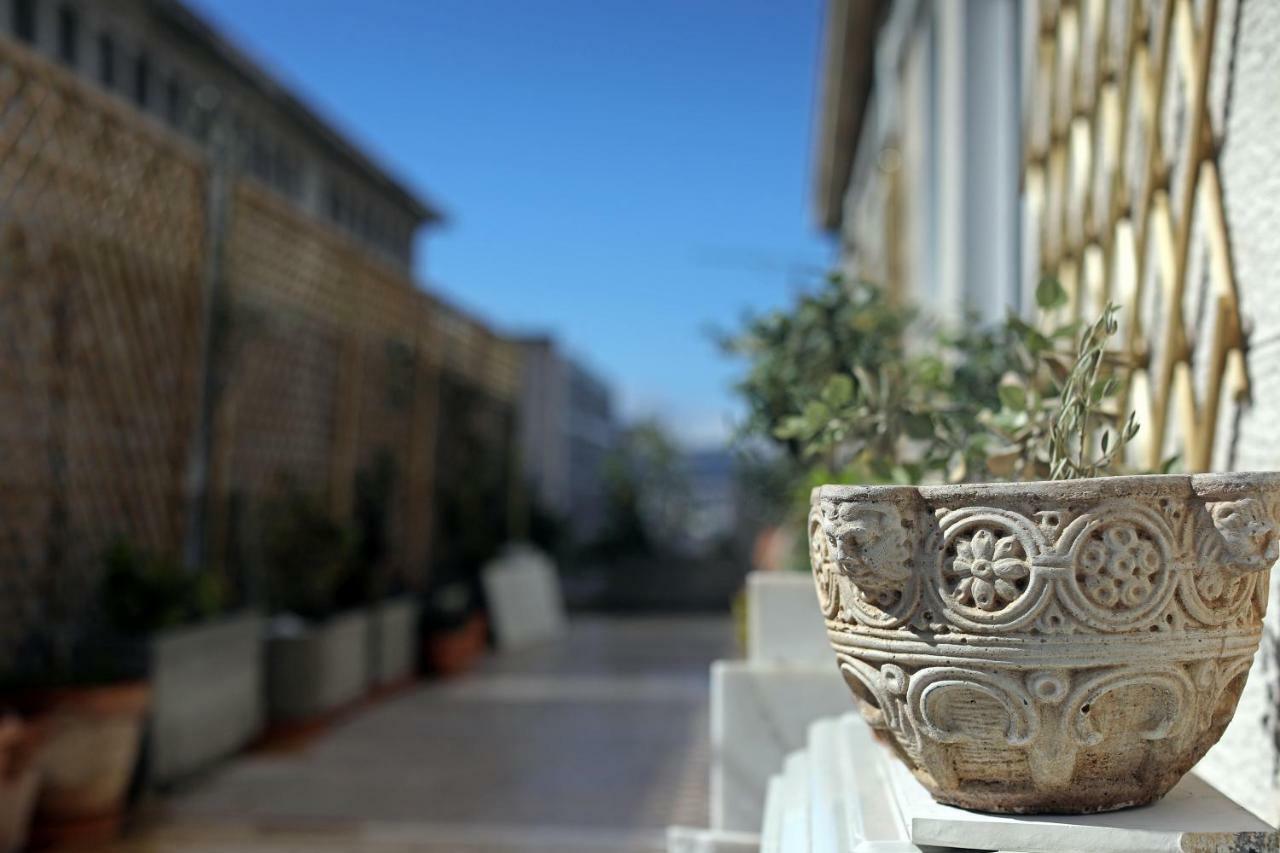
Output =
[
  {"x1": 353, "y1": 452, "x2": 421, "y2": 692},
  {"x1": 733, "y1": 276, "x2": 1274, "y2": 814},
  {"x1": 97, "y1": 542, "x2": 264, "y2": 787},
  {"x1": 0, "y1": 715, "x2": 43, "y2": 853},
  {"x1": 0, "y1": 538, "x2": 223, "y2": 846},
  {"x1": 261, "y1": 489, "x2": 370, "y2": 724},
  {"x1": 420, "y1": 580, "x2": 488, "y2": 677},
  {"x1": 4, "y1": 541, "x2": 242, "y2": 843}
]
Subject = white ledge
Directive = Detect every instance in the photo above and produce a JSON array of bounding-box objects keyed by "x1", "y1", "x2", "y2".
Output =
[{"x1": 761, "y1": 713, "x2": 1278, "y2": 852}]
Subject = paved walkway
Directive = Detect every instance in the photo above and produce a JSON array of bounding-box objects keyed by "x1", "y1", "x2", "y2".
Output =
[{"x1": 118, "y1": 616, "x2": 733, "y2": 852}]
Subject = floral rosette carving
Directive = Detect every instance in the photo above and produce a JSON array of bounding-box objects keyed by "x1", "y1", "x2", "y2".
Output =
[
  {"x1": 945, "y1": 529, "x2": 1031, "y2": 611},
  {"x1": 1055, "y1": 504, "x2": 1177, "y2": 631},
  {"x1": 931, "y1": 507, "x2": 1048, "y2": 632},
  {"x1": 1076, "y1": 524, "x2": 1160, "y2": 608}
]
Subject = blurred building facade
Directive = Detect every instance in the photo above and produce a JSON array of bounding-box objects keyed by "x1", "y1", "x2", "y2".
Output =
[
  {"x1": 516, "y1": 337, "x2": 617, "y2": 545},
  {"x1": 1, "y1": 0, "x2": 431, "y2": 270},
  {"x1": 680, "y1": 449, "x2": 739, "y2": 555},
  {"x1": 814, "y1": 0, "x2": 1024, "y2": 321},
  {"x1": 0, "y1": 2, "x2": 523, "y2": 664},
  {"x1": 814, "y1": 0, "x2": 1280, "y2": 825}
]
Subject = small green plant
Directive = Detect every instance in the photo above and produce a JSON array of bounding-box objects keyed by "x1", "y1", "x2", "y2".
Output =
[
  {"x1": 262, "y1": 488, "x2": 353, "y2": 621},
  {"x1": 977, "y1": 280, "x2": 1143, "y2": 481},
  {"x1": 721, "y1": 273, "x2": 1153, "y2": 572},
  {"x1": 100, "y1": 541, "x2": 226, "y2": 636},
  {"x1": 350, "y1": 449, "x2": 398, "y2": 602}
]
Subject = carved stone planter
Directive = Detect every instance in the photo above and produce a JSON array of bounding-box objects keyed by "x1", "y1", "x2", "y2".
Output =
[{"x1": 809, "y1": 473, "x2": 1280, "y2": 815}]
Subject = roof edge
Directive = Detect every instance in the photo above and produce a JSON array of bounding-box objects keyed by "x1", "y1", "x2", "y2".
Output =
[
  {"x1": 811, "y1": 0, "x2": 884, "y2": 234},
  {"x1": 148, "y1": 0, "x2": 443, "y2": 224}
]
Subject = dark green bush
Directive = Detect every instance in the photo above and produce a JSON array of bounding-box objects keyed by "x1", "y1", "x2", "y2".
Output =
[{"x1": 100, "y1": 541, "x2": 225, "y2": 636}]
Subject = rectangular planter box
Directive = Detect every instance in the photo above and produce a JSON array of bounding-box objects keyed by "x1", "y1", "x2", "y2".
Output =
[
  {"x1": 149, "y1": 612, "x2": 264, "y2": 786},
  {"x1": 266, "y1": 609, "x2": 369, "y2": 723},
  {"x1": 367, "y1": 598, "x2": 420, "y2": 688}
]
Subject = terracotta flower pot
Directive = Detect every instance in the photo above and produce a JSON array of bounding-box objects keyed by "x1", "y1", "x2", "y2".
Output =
[
  {"x1": 17, "y1": 681, "x2": 150, "y2": 847},
  {"x1": 808, "y1": 473, "x2": 1280, "y2": 814},
  {"x1": 424, "y1": 614, "x2": 488, "y2": 677},
  {"x1": 0, "y1": 716, "x2": 43, "y2": 853}
]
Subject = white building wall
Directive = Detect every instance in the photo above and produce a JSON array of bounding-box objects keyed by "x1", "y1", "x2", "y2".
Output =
[
  {"x1": 517, "y1": 342, "x2": 572, "y2": 519},
  {"x1": 838, "y1": 0, "x2": 1021, "y2": 324},
  {"x1": 1193, "y1": 0, "x2": 1280, "y2": 826}
]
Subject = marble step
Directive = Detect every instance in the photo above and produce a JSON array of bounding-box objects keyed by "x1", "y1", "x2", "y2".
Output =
[{"x1": 760, "y1": 715, "x2": 919, "y2": 852}]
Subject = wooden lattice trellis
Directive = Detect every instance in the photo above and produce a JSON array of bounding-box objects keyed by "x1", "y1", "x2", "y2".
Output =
[
  {"x1": 0, "y1": 39, "x2": 524, "y2": 661},
  {"x1": 1025, "y1": 0, "x2": 1248, "y2": 472},
  {"x1": 0, "y1": 42, "x2": 207, "y2": 660}
]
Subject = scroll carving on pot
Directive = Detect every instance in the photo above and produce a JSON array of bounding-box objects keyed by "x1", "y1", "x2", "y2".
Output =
[
  {"x1": 810, "y1": 474, "x2": 1280, "y2": 815},
  {"x1": 813, "y1": 497, "x2": 917, "y2": 627}
]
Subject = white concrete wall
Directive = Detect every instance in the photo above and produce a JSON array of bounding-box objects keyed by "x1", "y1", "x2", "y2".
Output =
[{"x1": 1193, "y1": 0, "x2": 1280, "y2": 826}]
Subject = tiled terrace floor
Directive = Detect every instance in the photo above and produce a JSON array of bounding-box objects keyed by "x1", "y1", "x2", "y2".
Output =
[{"x1": 116, "y1": 615, "x2": 733, "y2": 853}]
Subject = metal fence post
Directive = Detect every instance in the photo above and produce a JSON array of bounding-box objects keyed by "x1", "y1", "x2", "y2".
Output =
[{"x1": 182, "y1": 89, "x2": 234, "y2": 572}]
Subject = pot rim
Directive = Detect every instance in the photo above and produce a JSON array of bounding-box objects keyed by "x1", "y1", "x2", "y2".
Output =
[
  {"x1": 812, "y1": 471, "x2": 1280, "y2": 503},
  {"x1": 10, "y1": 681, "x2": 151, "y2": 717}
]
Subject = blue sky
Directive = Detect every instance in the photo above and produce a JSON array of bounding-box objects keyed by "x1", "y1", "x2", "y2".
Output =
[{"x1": 188, "y1": 0, "x2": 834, "y2": 448}]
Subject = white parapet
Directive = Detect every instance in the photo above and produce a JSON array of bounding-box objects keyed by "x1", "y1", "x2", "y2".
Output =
[
  {"x1": 760, "y1": 716, "x2": 917, "y2": 853},
  {"x1": 481, "y1": 544, "x2": 566, "y2": 650},
  {"x1": 710, "y1": 661, "x2": 849, "y2": 832},
  {"x1": 746, "y1": 572, "x2": 832, "y2": 665},
  {"x1": 666, "y1": 826, "x2": 761, "y2": 853}
]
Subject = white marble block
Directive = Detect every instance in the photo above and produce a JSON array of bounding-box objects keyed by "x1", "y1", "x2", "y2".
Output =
[
  {"x1": 710, "y1": 661, "x2": 849, "y2": 832},
  {"x1": 760, "y1": 712, "x2": 1278, "y2": 852},
  {"x1": 760, "y1": 715, "x2": 916, "y2": 852},
  {"x1": 890, "y1": 754, "x2": 1277, "y2": 852},
  {"x1": 745, "y1": 572, "x2": 831, "y2": 665},
  {"x1": 482, "y1": 545, "x2": 566, "y2": 650}
]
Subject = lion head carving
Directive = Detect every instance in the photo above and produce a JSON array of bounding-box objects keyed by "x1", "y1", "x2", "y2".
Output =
[
  {"x1": 818, "y1": 499, "x2": 912, "y2": 598},
  {"x1": 1209, "y1": 498, "x2": 1279, "y2": 576}
]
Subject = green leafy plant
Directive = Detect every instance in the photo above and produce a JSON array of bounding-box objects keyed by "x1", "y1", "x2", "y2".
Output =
[
  {"x1": 587, "y1": 419, "x2": 691, "y2": 558},
  {"x1": 724, "y1": 273, "x2": 1146, "y2": 489},
  {"x1": 100, "y1": 541, "x2": 226, "y2": 636},
  {"x1": 350, "y1": 449, "x2": 398, "y2": 602},
  {"x1": 976, "y1": 281, "x2": 1142, "y2": 481},
  {"x1": 262, "y1": 488, "x2": 353, "y2": 621}
]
